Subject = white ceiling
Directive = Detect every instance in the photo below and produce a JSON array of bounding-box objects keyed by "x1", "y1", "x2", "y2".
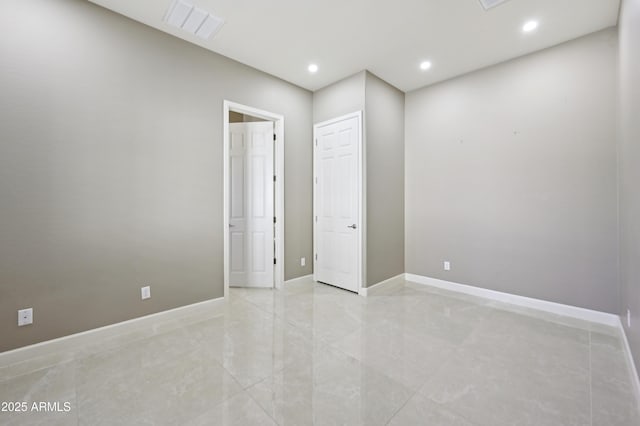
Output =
[{"x1": 87, "y1": 0, "x2": 620, "y2": 92}]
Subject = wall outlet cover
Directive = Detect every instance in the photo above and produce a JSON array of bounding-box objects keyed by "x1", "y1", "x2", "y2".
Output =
[
  {"x1": 141, "y1": 286, "x2": 151, "y2": 300},
  {"x1": 444, "y1": 261, "x2": 451, "y2": 271},
  {"x1": 301, "y1": 257, "x2": 306, "y2": 267},
  {"x1": 18, "y1": 308, "x2": 33, "y2": 326},
  {"x1": 627, "y1": 309, "x2": 631, "y2": 328}
]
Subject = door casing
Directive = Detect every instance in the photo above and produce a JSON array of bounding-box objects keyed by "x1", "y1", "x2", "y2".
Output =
[
  {"x1": 223, "y1": 101, "x2": 285, "y2": 298},
  {"x1": 313, "y1": 111, "x2": 365, "y2": 293}
]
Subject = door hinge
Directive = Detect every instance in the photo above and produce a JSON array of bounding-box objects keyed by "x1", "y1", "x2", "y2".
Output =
[
  {"x1": 315, "y1": 253, "x2": 318, "y2": 261},
  {"x1": 274, "y1": 258, "x2": 277, "y2": 265},
  {"x1": 273, "y1": 134, "x2": 276, "y2": 141},
  {"x1": 273, "y1": 175, "x2": 276, "y2": 182},
  {"x1": 273, "y1": 216, "x2": 276, "y2": 224},
  {"x1": 315, "y1": 139, "x2": 318, "y2": 146}
]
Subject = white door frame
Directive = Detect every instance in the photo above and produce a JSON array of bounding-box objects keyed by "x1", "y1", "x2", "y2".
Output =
[
  {"x1": 312, "y1": 111, "x2": 365, "y2": 293},
  {"x1": 223, "y1": 101, "x2": 285, "y2": 298}
]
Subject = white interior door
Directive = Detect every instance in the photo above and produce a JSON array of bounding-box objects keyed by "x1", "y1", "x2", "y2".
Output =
[
  {"x1": 229, "y1": 121, "x2": 274, "y2": 288},
  {"x1": 314, "y1": 113, "x2": 361, "y2": 293}
]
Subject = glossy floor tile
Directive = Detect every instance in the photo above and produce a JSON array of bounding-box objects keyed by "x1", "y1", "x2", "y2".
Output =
[{"x1": 1, "y1": 278, "x2": 639, "y2": 425}]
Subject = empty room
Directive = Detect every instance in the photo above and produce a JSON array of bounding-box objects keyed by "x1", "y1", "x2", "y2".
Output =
[{"x1": 1, "y1": 0, "x2": 639, "y2": 424}]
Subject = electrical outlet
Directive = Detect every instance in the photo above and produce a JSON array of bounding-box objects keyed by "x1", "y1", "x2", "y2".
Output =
[
  {"x1": 141, "y1": 286, "x2": 151, "y2": 300},
  {"x1": 301, "y1": 257, "x2": 306, "y2": 267},
  {"x1": 18, "y1": 308, "x2": 33, "y2": 326},
  {"x1": 627, "y1": 309, "x2": 631, "y2": 328},
  {"x1": 443, "y1": 261, "x2": 451, "y2": 271}
]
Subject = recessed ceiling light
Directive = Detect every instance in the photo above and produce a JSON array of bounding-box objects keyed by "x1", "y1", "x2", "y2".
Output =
[
  {"x1": 308, "y1": 64, "x2": 319, "y2": 73},
  {"x1": 420, "y1": 61, "x2": 432, "y2": 71},
  {"x1": 522, "y1": 20, "x2": 539, "y2": 33}
]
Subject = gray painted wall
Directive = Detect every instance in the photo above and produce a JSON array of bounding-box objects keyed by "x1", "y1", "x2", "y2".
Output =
[
  {"x1": 619, "y1": 0, "x2": 640, "y2": 374},
  {"x1": 364, "y1": 72, "x2": 405, "y2": 286},
  {"x1": 0, "y1": 0, "x2": 312, "y2": 352},
  {"x1": 313, "y1": 72, "x2": 366, "y2": 124},
  {"x1": 405, "y1": 29, "x2": 619, "y2": 313}
]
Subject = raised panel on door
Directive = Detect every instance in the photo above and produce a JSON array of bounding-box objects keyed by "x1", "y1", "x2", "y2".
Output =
[
  {"x1": 230, "y1": 232, "x2": 244, "y2": 272},
  {"x1": 252, "y1": 232, "x2": 266, "y2": 272}
]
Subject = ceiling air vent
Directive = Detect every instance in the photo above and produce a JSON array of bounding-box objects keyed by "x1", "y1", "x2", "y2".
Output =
[
  {"x1": 478, "y1": 0, "x2": 511, "y2": 10},
  {"x1": 164, "y1": 0, "x2": 225, "y2": 40}
]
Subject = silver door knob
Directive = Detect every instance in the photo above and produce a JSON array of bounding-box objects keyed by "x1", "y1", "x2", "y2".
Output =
[{"x1": 347, "y1": 224, "x2": 357, "y2": 229}]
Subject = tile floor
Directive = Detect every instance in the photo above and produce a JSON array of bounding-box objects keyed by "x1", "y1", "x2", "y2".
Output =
[{"x1": 1, "y1": 278, "x2": 639, "y2": 425}]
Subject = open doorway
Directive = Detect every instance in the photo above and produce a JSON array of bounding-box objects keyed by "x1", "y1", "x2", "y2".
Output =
[{"x1": 223, "y1": 101, "x2": 284, "y2": 297}]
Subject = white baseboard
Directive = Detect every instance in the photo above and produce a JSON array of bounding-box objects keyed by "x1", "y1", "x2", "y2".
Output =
[
  {"x1": 0, "y1": 297, "x2": 225, "y2": 367},
  {"x1": 359, "y1": 273, "x2": 406, "y2": 296},
  {"x1": 405, "y1": 274, "x2": 620, "y2": 327},
  {"x1": 284, "y1": 274, "x2": 314, "y2": 286},
  {"x1": 619, "y1": 321, "x2": 640, "y2": 411}
]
